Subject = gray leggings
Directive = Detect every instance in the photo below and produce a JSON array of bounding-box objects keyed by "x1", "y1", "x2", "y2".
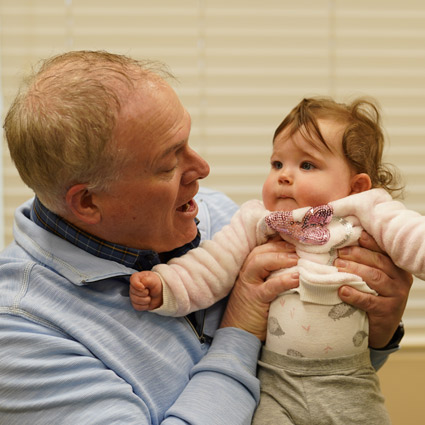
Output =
[{"x1": 252, "y1": 348, "x2": 391, "y2": 425}]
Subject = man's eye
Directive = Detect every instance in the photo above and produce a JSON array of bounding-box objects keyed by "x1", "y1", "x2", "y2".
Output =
[
  {"x1": 271, "y1": 161, "x2": 283, "y2": 170},
  {"x1": 301, "y1": 162, "x2": 315, "y2": 170},
  {"x1": 164, "y1": 164, "x2": 177, "y2": 173}
]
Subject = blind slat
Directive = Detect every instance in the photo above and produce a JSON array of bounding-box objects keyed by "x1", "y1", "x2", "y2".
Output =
[{"x1": 1, "y1": 0, "x2": 424, "y2": 346}]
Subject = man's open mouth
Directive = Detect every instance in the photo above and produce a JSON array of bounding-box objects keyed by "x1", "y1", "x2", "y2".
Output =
[{"x1": 177, "y1": 199, "x2": 194, "y2": 212}]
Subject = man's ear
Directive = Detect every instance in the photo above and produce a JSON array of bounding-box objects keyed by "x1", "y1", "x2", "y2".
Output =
[
  {"x1": 65, "y1": 184, "x2": 101, "y2": 225},
  {"x1": 350, "y1": 173, "x2": 372, "y2": 194}
]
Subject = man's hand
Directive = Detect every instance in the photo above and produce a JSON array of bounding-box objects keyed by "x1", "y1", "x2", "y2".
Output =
[
  {"x1": 336, "y1": 231, "x2": 413, "y2": 349},
  {"x1": 220, "y1": 239, "x2": 299, "y2": 341}
]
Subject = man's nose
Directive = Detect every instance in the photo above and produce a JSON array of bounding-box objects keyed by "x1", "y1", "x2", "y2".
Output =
[{"x1": 182, "y1": 149, "x2": 210, "y2": 184}]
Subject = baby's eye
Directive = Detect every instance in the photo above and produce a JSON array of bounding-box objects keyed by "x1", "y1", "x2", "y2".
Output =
[
  {"x1": 300, "y1": 161, "x2": 315, "y2": 170},
  {"x1": 271, "y1": 160, "x2": 283, "y2": 170}
]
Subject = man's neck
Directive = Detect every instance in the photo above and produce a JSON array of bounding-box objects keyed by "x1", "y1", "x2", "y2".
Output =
[{"x1": 30, "y1": 196, "x2": 200, "y2": 270}]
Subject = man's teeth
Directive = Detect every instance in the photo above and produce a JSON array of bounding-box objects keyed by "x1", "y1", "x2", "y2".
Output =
[{"x1": 178, "y1": 202, "x2": 190, "y2": 212}]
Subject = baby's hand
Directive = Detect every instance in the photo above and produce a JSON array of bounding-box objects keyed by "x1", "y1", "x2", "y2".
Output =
[{"x1": 129, "y1": 271, "x2": 163, "y2": 311}]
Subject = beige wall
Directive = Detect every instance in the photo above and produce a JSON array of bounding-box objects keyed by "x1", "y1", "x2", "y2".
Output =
[{"x1": 378, "y1": 347, "x2": 425, "y2": 425}]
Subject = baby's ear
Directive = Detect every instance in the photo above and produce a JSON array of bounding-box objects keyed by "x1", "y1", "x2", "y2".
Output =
[{"x1": 350, "y1": 173, "x2": 372, "y2": 194}]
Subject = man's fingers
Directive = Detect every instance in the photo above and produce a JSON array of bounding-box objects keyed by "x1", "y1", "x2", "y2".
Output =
[
  {"x1": 335, "y1": 250, "x2": 412, "y2": 297},
  {"x1": 261, "y1": 272, "x2": 299, "y2": 303},
  {"x1": 241, "y1": 241, "x2": 298, "y2": 284},
  {"x1": 336, "y1": 248, "x2": 396, "y2": 291},
  {"x1": 335, "y1": 237, "x2": 413, "y2": 348},
  {"x1": 357, "y1": 231, "x2": 384, "y2": 253},
  {"x1": 338, "y1": 285, "x2": 375, "y2": 312},
  {"x1": 220, "y1": 240, "x2": 299, "y2": 341}
]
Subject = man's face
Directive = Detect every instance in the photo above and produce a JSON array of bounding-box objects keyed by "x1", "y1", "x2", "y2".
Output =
[{"x1": 93, "y1": 80, "x2": 210, "y2": 253}]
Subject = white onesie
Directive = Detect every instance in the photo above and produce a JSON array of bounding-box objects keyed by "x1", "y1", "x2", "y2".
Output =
[{"x1": 151, "y1": 188, "x2": 425, "y2": 358}]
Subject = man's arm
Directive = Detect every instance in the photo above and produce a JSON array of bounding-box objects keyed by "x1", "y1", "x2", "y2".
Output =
[
  {"x1": 0, "y1": 316, "x2": 263, "y2": 425},
  {"x1": 0, "y1": 252, "x2": 300, "y2": 425},
  {"x1": 0, "y1": 315, "x2": 154, "y2": 423}
]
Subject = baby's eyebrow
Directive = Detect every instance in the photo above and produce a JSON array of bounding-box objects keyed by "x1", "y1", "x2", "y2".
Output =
[{"x1": 299, "y1": 142, "x2": 327, "y2": 159}]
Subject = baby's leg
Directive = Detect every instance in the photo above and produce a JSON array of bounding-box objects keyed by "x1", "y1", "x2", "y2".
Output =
[{"x1": 254, "y1": 347, "x2": 391, "y2": 425}]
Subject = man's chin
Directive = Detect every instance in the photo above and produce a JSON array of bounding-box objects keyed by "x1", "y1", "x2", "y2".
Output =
[{"x1": 162, "y1": 224, "x2": 199, "y2": 252}]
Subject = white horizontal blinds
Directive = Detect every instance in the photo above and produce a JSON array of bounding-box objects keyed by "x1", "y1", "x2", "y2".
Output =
[
  {"x1": 195, "y1": 0, "x2": 425, "y2": 346},
  {"x1": 331, "y1": 0, "x2": 425, "y2": 346},
  {"x1": 333, "y1": 0, "x2": 425, "y2": 212},
  {"x1": 197, "y1": 0, "x2": 333, "y2": 205},
  {"x1": 0, "y1": 0, "x2": 203, "y2": 244},
  {"x1": 1, "y1": 1, "x2": 70, "y2": 244},
  {"x1": 1, "y1": 0, "x2": 425, "y2": 345}
]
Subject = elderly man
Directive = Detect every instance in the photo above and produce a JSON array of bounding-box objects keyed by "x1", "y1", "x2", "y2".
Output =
[{"x1": 0, "y1": 51, "x2": 410, "y2": 424}]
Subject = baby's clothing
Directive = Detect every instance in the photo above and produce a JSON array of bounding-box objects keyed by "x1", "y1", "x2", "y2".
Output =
[
  {"x1": 152, "y1": 188, "x2": 425, "y2": 324},
  {"x1": 262, "y1": 204, "x2": 373, "y2": 358},
  {"x1": 149, "y1": 188, "x2": 425, "y2": 424},
  {"x1": 252, "y1": 348, "x2": 391, "y2": 425}
]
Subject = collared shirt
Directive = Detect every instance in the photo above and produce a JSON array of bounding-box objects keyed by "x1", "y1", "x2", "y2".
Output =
[
  {"x1": 30, "y1": 196, "x2": 200, "y2": 271},
  {"x1": 0, "y1": 190, "x2": 263, "y2": 424}
]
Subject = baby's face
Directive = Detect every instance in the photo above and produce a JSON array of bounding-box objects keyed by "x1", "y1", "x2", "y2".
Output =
[{"x1": 262, "y1": 119, "x2": 356, "y2": 211}]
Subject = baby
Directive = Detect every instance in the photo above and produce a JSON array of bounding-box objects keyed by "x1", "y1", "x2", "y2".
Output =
[{"x1": 130, "y1": 97, "x2": 425, "y2": 424}]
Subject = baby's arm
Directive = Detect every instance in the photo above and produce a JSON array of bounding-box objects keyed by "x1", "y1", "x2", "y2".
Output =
[
  {"x1": 129, "y1": 271, "x2": 164, "y2": 311},
  {"x1": 150, "y1": 200, "x2": 272, "y2": 317},
  {"x1": 332, "y1": 188, "x2": 425, "y2": 279}
]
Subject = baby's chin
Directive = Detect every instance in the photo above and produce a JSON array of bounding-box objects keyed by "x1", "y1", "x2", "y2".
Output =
[{"x1": 266, "y1": 198, "x2": 300, "y2": 211}]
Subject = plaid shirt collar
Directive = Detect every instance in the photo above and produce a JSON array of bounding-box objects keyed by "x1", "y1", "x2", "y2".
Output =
[{"x1": 30, "y1": 196, "x2": 200, "y2": 271}]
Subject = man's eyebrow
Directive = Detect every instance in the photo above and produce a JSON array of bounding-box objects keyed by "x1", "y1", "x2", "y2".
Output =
[{"x1": 158, "y1": 140, "x2": 186, "y2": 160}]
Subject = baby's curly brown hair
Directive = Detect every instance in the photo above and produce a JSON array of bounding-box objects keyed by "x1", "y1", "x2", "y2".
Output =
[{"x1": 273, "y1": 97, "x2": 403, "y2": 196}]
